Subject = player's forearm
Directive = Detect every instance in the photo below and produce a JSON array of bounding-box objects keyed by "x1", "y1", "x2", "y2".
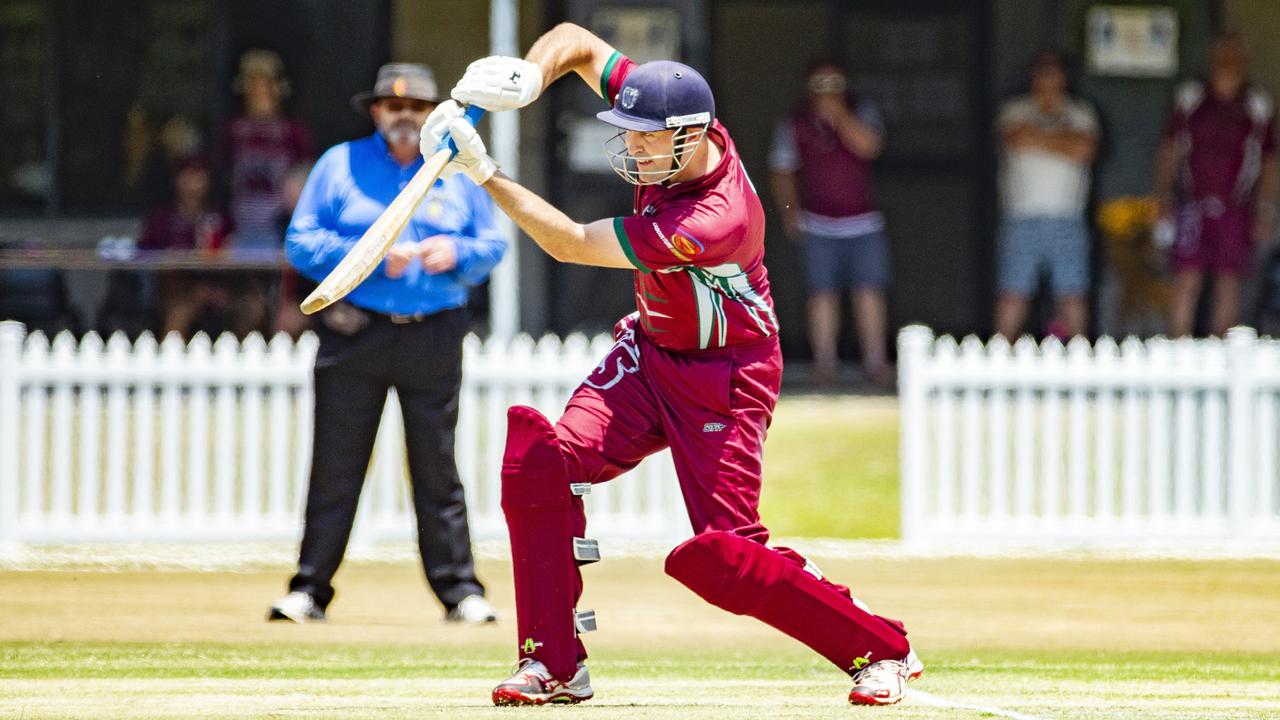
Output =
[
  {"x1": 525, "y1": 22, "x2": 616, "y2": 97},
  {"x1": 482, "y1": 173, "x2": 587, "y2": 263}
]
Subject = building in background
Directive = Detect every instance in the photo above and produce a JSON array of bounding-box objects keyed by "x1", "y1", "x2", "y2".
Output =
[{"x1": 5, "y1": 0, "x2": 1279, "y2": 351}]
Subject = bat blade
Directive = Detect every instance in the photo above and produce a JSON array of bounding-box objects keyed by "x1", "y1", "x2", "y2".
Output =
[{"x1": 299, "y1": 148, "x2": 452, "y2": 315}]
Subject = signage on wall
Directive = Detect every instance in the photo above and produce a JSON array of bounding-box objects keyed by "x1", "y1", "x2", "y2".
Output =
[
  {"x1": 1086, "y1": 5, "x2": 1179, "y2": 78},
  {"x1": 591, "y1": 6, "x2": 681, "y2": 64}
]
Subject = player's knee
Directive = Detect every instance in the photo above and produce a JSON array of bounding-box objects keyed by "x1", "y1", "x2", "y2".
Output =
[
  {"x1": 501, "y1": 405, "x2": 570, "y2": 509},
  {"x1": 664, "y1": 530, "x2": 770, "y2": 615}
]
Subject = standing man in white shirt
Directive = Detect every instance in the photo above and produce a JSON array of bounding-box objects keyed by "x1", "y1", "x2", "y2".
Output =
[{"x1": 995, "y1": 50, "x2": 1099, "y2": 341}]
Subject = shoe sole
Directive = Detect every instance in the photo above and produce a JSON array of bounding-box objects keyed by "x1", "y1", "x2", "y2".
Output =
[
  {"x1": 848, "y1": 690, "x2": 903, "y2": 706},
  {"x1": 847, "y1": 654, "x2": 924, "y2": 706},
  {"x1": 445, "y1": 615, "x2": 498, "y2": 624},
  {"x1": 267, "y1": 608, "x2": 325, "y2": 623},
  {"x1": 492, "y1": 687, "x2": 593, "y2": 706}
]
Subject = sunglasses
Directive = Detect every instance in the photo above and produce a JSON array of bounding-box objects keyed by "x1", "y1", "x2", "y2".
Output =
[
  {"x1": 808, "y1": 73, "x2": 848, "y2": 94},
  {"x1": 378, "y1": 98, "x2": 433, "y2": 113}
]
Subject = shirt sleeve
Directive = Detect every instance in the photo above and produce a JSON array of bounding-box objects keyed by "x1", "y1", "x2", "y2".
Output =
[
  {"x1": 768, "y1": 119, "x2": 801, "y2": 172},
  {"x1": 449, "y1": 179, "x2": 508, "y2": 286},
  {"x1": 1165, "y1": 81, "x2": 1204, "y2": 140},
  {"x1": 600, "y1": 51, "x2": 636, "y2": 105},
  {"x1": 283, "y1": 147, "x2": 363, "y2": 282},
  {"x1": 617, "y1": 201, "x2": 738, "y2": 273}
]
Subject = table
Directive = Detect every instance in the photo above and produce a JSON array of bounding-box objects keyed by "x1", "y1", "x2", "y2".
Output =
[{"x1": 0, "y1": 248, "x2": 288, "y2": 272}]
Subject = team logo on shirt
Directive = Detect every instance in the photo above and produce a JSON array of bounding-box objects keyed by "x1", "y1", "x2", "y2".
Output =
[
  {"x1": 671, "y1": 232, "x2": 704, "y2": 258},
  {"x1": 651, "y1": 222, "x2": 704, "y2": 261}
]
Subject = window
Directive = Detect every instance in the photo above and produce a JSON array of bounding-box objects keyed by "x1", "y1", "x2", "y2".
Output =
[{"x1": 0, "y1": 0, "x2": 214, "y2": 215}]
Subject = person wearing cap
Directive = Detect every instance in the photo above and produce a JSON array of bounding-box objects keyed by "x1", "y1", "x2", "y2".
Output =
[
  {"x1": 223, "y1": 49, "x2": 314, "y2": 249},
  {"x1": 770, "y1": 59, "x2": 894, "y2": 386},
  {"x1": 424, "y1": 22, "x2": 921, "y2": 707},
  {"x1": 272, "y1": 62, "x2": 506, "y2": 627}
]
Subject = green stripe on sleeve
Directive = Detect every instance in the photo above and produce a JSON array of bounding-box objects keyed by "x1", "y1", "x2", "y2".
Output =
[
  {"x1": 613, "y1": 217, "x2": 651, "y2": 273},
  {"x1": 599, "y1": 51, "x2": 623, "y2": 102}
]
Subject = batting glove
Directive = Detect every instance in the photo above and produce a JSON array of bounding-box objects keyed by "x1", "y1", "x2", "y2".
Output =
[
  {"x1": 420, "y1": 100, "x2": 466, "y2": 161},
  {"x1": 452, "y1": 56, "x2": 543, "y2": 112},
  {"x1": 445, "y1": 114, "x2": 498, "y2": 185},
  {"x1": 420, "y1": 100, "x2": 498, "y2": 185}
]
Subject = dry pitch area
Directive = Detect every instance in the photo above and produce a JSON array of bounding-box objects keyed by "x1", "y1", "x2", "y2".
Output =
[{"x1": 2, "y1": 552, "x2": 1279, "y2": 719}]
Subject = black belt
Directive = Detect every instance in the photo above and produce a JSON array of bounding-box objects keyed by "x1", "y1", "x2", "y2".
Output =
[{"x1": 372, "y1": 306, "x2": 462, "y2": 325}]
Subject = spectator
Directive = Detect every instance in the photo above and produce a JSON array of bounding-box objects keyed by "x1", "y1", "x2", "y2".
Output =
[
  {"x1": 223, "y1": 49, "x2": 313, "y2": 249},
  {"x1": 1155, "y1": 33, "x2": 1279, "y2": 337},
  {"x1": 769, "y1": 59, "x2": 893, "y2": 386},
  {"x1": 137, "y1": 156, "x2": 265, "y2": 338},
  {"x1": 994, "y1": 50, "x2": 1099, "y2": 341},
  {"x1": 269, "y1": 62, "x2": 506, "y2": 626}
]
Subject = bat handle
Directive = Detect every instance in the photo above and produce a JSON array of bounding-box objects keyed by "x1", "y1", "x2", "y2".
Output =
[{"x1": 436, "y1": 105, "x2": 488, "y2": 155}]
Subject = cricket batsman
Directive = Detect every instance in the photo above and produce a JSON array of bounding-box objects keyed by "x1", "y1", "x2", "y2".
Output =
[{"x1": 420, "y1": 22, "x2": 922, "y2": 707}]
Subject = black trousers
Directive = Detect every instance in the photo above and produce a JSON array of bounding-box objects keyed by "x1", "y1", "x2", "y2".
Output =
[{"x1": 289, "y1": 306, "x2": 484, "y2": 611}]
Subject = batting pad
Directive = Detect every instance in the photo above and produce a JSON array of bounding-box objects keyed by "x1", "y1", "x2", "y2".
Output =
[
  {"x1": 501, "y1": 405, "x2": 592, "y2": 682},
  {"x1": 665, "y1": 530, "x2": 911, "y2": 674}
]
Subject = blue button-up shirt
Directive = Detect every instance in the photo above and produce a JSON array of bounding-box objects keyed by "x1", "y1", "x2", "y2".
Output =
[{"x1": 285, "y1": 132, "x2": 506, "y2": 316}]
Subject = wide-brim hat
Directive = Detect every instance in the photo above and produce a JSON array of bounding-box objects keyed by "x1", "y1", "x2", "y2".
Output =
[{"x1": 350, "y1": 62, "x2": 440, "y2": 114}]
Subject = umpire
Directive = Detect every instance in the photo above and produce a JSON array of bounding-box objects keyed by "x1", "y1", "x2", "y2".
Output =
[{"x1": 270, "y1": 62, "x2": 505, "y2": 625}]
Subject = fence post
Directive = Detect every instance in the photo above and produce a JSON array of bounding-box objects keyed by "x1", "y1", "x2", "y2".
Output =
[
  {"x1": 1226, "y1": 326, "x2": 1257, "y2": 539},
  {"x1": 898, "y1": 325, "x2": 934, "y2": 545},
  {"x1": 0, "y1": 322, "x2": 26, "y2": 550}
]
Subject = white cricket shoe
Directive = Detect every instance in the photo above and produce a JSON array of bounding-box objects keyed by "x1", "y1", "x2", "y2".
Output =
[
  {"x1": 446, "y1": 594, "x2": 497, "y2": 624},
  {"x1": 847, "y1": 650, "x2": 924, "y2": 706},
  {"x1": 266, "y1": 591, "x2": 325, "y2": 623},
  {"x1": 491, "y1": 658, "x2": 593, "y2": 705}
]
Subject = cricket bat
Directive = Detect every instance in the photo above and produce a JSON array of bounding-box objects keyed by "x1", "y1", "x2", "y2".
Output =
[{"x1": 300, "y1": 104, "x2": 486, "y2": 315}]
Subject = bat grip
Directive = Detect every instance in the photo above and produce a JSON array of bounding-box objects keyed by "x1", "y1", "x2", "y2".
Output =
[{"x1": 436, "y1": 105, "x2": 488, "y2": 155}]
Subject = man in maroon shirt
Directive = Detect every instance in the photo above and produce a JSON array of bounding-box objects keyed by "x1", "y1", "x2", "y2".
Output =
[
  {"x1": 1155, "y1": 33, "x2": 1279, "y2": 336},
  {"x1": 223, "y1": 49, "x2": 313, "y2": 249},
  {"x1": 423, "y1": 22, "x2": 921, "y2": 708},
  {"x1": 770, "y1": 60, "x2": 893, "y2": 385}
]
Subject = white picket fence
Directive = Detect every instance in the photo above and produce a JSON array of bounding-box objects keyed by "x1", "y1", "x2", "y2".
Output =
[
  {"x1": 898, "y1": 325, "x2": 1280, "y2": 550},
  {"x1": 0, "y1": 321, "x2": 686, "y2": 550}
]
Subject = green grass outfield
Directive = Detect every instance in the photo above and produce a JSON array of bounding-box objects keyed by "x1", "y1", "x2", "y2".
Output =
[
  {"x1": 3, "y1": 554, "x2": 1278, "y2": 719},
  {"x1": 760, "y1": 394, "x2": 900, "y2": 538},
  {"x1": 3, "y1": 396, "x2": 1279, "y2": 718}
]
